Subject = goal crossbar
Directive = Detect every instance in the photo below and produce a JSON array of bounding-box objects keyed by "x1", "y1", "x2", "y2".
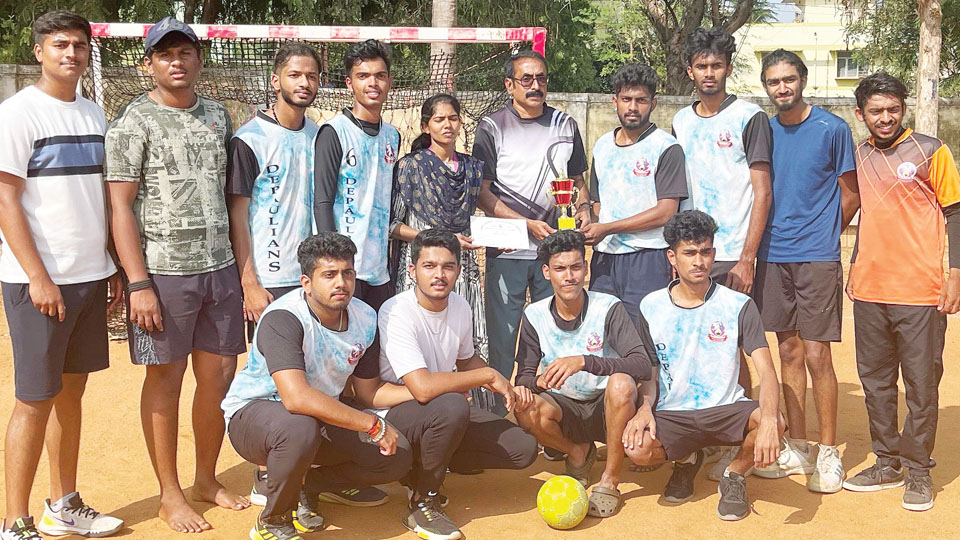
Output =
[{"x1": 90, "y1": 24, "x2": 547, "y2": 55}]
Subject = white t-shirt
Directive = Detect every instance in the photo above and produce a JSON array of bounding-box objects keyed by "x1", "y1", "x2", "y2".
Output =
[
  {"x1": 0, "y1": 86, "x2": 116, "y2": 284},
  {"x1": 378, "y1": 289, "x2": 475, "y2": 384}
]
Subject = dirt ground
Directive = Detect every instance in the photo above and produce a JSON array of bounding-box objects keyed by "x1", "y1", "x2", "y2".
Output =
[{"x1": 1, "y1": 241, "x2": 959, "y2": 539}]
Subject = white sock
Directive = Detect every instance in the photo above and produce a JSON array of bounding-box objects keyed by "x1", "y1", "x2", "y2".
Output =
[
  {"x1": 677, "y1": 452, "x2": 697, "y2": 464},
  {"x1": 788, "y1": 437, "x2": 810, "y2": 453},
  {"x1": 49, "y1": 492, "x2": 77, "y2": 513}
]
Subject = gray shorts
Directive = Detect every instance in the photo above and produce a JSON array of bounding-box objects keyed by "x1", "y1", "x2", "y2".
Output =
[
  {"x1": 542, "y1": 391, "x2": 607, "y2": 444},
  {"x1": 654, "y1": 400, "x2": 759, "y2": 461},
  {"x1": 2, "y1": 279, "x2": 109, "y2": 401},
  {"x1": 127, "y1": 265, "x2": 246, "y2": 365},
  {"x1": 753, "y1": 261, "x2": 842, "y2": 342},
  {"x1": 710, "y1": 260, "x2": 738, "y2": 285}
]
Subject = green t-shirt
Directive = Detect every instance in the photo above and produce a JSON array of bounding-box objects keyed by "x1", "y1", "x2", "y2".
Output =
[{"x1": 105, "y1": 93, "x2": 234, "y2": 275}]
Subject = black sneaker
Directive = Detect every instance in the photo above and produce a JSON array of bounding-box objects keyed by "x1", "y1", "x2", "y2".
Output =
[
  {"x1": 250, "y1": 469, "x2": 268, "y2": 506},
  {"x1": 663, "y1": 450, "x2": 703, "y2": 504},
  {"x1": 542, "y1": 446, "x2": 567, "y2": 461},
  {"x1": 403, "y1": 494, "x2": 462, "y2": 540},
  {"x1": 717, "y1": 471, "x2": 750, "y2": 521},
  {"x1": 902, "y1": 472, "x2": 934, "y2": 512},
  {"x1": 842, "y1": 461, "x2": 905, "y2": 492},
  {"x1": 292, "y1": 491, "x2": 324, "y2": 533},
  {"x1": 1, "y1": 517, "x2": 43, "y2": 540},
  {"x1": 250, "y1": 514, "x2": 303, "y2": 540},
  {"x1": 317, "y1": 486, "x2": 388, "y2": 507}
]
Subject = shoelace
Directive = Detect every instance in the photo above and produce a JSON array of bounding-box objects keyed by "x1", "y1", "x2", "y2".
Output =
[
  {"x1": 68, "y1": 503, "x2": 100, "y2": 520},
  {"x1": 721, "y1": 476, "x2": 748, "y2": 504},
  {"x1": 9, "y1": 524, "x2": 42, "y2": 540},
  {"x1": 417, "y1": 498, "x2": 446, "y2": 523},
  {"x1": 906, "y1": 475, "x2": 931, "y2": 494},
  {"x1": 817, "y1": 448, "x2": 843, "y2": 475}
]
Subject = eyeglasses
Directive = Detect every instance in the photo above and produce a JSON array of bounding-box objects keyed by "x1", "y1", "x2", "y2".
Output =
[{"x1": 510, "y1": 74, "x2": 549, "y2": 88}]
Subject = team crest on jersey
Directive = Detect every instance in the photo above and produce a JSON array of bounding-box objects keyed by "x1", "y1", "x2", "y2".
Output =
[
  {"x1": 348, "y1": 342, "x2": 366, "y2": 365},
  {"x1": 707, "y1": 321, "x2": 728, "y2": 342},
  {"x1": 384, "y1": 145, "x2": 396, "y2": 164},
  {"x1": 897, "y1": 161, "x2": 918, "y2": 182},
  {"x1": 633, "y1": 158, "x2": 652, "y2": 177},
  {"x1": 717, "y1": 129, "x2": 734, "y2": 148},
  {"x1": 585, "y1": 332, "x2": 604, "y2": 352}
]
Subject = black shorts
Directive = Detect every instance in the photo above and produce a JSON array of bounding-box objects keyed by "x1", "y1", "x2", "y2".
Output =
[
  {"x1": 127, "y1": 265, "x2": 246, "y2": 365},
  {"x1": 710, "y1": 260, "x2": 737, "y2": 285},
  {"x1": 542, "y1": 392, "x2": 607, "y2": 444},
  {"x1": 354, "y1": 279, "x2": 394, "y2": 312},
  {"x1": 653, "y1": 400, "x2": 759, "y2": 461},
  {"x1": 589, "y1": 248, "x2": 671, "y2": 325},
  {"x1": 2, "y1": 279, "x2": 109, "y2": 401},
  {"x1": 753, "y1": 261, "x2": 842, "y2": 342},
  {"x1": 246, "y1": 285, "x2": 300, "y2": 342}
]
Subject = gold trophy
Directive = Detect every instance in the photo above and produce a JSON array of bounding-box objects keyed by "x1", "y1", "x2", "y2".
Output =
[{"x1": 548, "y1": 177, "x2": 578, "y2": 230}]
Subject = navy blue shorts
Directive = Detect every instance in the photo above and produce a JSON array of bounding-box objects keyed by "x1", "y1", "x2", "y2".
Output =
[{"x1": 589, "y1": 248, "x2": 670, "y2": 325}]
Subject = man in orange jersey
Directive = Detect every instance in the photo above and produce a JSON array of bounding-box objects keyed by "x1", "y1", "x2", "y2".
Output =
[{"x1": 841, "y1": 72, "x2": 960, "y2": 513}]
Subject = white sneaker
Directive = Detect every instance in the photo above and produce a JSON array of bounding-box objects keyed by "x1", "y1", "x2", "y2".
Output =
[
  {"x1": 37, "y1": 493, "x2": 123, "y2": 538},
  {"x1": 707, "y1": 447, "x2": 754, "y2": 481},
  {"x1": 808, "y1": 445, "x2": 845, "y2": 493},
  {"x1": 753, "y1": 438, "x2": 816, "y2": 479}
]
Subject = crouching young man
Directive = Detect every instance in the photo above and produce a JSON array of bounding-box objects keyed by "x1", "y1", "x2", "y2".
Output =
[
  {"x1": 512, "y1": 230, "x2": 654, "y2": 518},
  {"x1": 623, "y1": 210, "x2": 783, "y2": 521},
  {"x1": 358, "y1": 229, "x2": 538, "y2": 540},
  {"x1": 221, "y1": 233, "x2": 411, "y2": 540}
]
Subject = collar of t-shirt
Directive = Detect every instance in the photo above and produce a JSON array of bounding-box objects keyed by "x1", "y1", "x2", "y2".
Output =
[
  {"x1": 871, "y1": 127, "x2": 910, "y2": 150},
  {"x1": 507, "y1": 101, "x2": 551, "y2": 122},
  {"x1": 666, "y1": 278, "x2": 719, "y2": 309},
  {"x1": 342, "y1": 107, "x2": 381, "y2": 136},
  {"x1": 613, "y1": 122, "x2": 658, "y2": 148},
  {"x1": 549, "y1": 291, "x2": 590, "y2": 331},
  {"x1": 691, "y1": 94, "x2": 738, "y2": 118},
  {"x1": 256, "y1": 109, "x2": 307, "y2": 131}
]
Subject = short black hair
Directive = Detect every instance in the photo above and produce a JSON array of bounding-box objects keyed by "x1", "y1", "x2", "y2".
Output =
[
  {"x1": 685, "y1": 27, "x2": 736, "y2": 66},
  {"x1": 760, "y1": 49, "x2": 808, "y2": 84},
  {"x1": 663, "y1": 210, "x2": 719, "y2": 250},
  {"x1": 855, "y1": 71, "x2": 908, "y2": 110},
  {"x1": 146, "y1": 32, "x2": 201, "y2": 59},
  {"x1": 297, "y1": 233, "x2": 357, "y2": 277},
  {"x1": 504, "y1": 50, "x2": 547, "y2": 79},
  {"x1": 537, "y1": 230, "x2": 586, "y2": 264},
  {"x1": 610, "y1": 62, "x2": 659, "y2": 97},
  {"x1": 274, "y1": 42, "x2": 321, "y2": 74},
  {"x1": 344, "y1": 39, "x2": 392, "y2": 75},
  {"x1": 410, "y1": 229, "x2": 461, "y2": 264},
  {"x1": 33, "y1": 10, "x2": 91, "y2": 47}
]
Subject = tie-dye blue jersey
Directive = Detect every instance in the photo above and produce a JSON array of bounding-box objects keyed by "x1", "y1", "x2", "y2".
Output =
[
  {"x1": 326, "y1": 114, "x2": 399, "y2": 285},
  {"x1": 592, "y1": 128, "x2": 681, "y2": 252},
  {"x1": 672, "y1": 98, "x2": 766, "y2": 261},
  {"x1": 640, "y1": 283, "x2": 751, "y2": 411},
  {"x1": 233, "y1": 116, "x2": 319, "y2": 287},
  {"x1": 221, "y1": 291, "x2": 377, "y2": 425},
  {"x1": 524, "y1": 291, "x2": 620, "y2": 401}
]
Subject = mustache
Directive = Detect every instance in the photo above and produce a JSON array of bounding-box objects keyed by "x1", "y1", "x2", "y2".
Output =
[{"x1": 525, "y1": 90, "x2": 544, "y2": 98}]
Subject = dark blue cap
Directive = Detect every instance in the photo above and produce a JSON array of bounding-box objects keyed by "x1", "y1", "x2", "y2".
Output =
[{"x1": 144, "y1": 16, "x2": 199, "y2": 53}]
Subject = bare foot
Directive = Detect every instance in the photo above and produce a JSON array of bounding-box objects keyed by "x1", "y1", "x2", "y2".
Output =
[
  {"x1": 193, "y1": 480, "x2": 250, "y2": 511},
  {"x1": 160, "y1": 495, "x2": 212, "y2": 533}
]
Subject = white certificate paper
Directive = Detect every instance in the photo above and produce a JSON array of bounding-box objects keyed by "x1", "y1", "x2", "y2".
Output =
[{"x1": 469, "y1": 216, "x2": 534, "y2": 250}]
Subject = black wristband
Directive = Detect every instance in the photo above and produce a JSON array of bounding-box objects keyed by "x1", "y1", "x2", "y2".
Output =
[{"x1": 127, "y1": 279, "x2": 153, "y2": 292}]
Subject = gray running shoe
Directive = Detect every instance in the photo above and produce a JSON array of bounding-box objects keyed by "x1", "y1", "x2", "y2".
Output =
[
  {"x1": 403, "y1": 494, "x2": 462, "y2": 540},
  {"x1": 1, "y1": 517, "x2": 42, "y2": 540},
  {"x1": 842, "y1": 461, "x2": 905, "y2": 492},
  {"x1": 293, "y1": 491, "x2": 324, "y2": 533},
  {"x1": 250, "y1": 514, "x2": 302, "y2": 540},
  {"x1": 717, "y1": 471, "x2": 750, "y2": 521},
  {"x1": 902, "y1": 473, "x2": 934, "y2": 512}
]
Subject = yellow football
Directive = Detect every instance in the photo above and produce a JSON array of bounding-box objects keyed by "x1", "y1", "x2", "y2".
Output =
[{"x1": 536, "y1": 475, "x2": 588, "y2": 530}]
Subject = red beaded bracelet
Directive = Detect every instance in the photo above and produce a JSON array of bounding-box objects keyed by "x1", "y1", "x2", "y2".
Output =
[{"x1": 366, "y1": 415, "x2": 379, "y2": 437}]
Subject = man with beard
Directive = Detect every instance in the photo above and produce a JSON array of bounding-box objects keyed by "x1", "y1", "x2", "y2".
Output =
[
  {"x1": 363, "y1": 229, "x2": 537, "y2": 540},
  {"x1": 842, "y1": 72, "x2": 960, "y2": 512},
  {"x1": 670, "y1": 29, "x2": 772, "y2": 474},
  {"x1": 751, "y1": 49, "x2": 858, "y2": 493},
  {"x1": 222, "y1": 233, "x2": 410, "y2": 540},
  {"x1": 580, "y1": 63, "x2": 687, "y2": 325},
  {"x1": 474, "y1": 50, "x2": 591, "y2": 417},
  {"x1": 106, "y1": 16, "x2": 249, "y2": 533}
]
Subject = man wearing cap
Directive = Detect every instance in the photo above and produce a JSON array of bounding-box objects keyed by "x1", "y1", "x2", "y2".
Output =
[{"x1": 105, "y1": 16, "x2": 250, "y2": 533}]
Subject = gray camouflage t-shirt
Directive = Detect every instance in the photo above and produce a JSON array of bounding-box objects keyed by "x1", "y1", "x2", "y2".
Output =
[{"x1": 105, "y1": 93, "x2": 234, "y2": 275}]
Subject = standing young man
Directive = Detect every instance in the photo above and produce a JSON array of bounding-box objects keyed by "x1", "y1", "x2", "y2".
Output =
[
  {"x1": 752, "y1": 49, "x2": 858, "y2": 493},
  {"x1": 624, "y1": 210, "x2": 783, "y2": 522},
  {"x1": 222, "y1": 233, "x2": 410, "y2": 540},
  {"x1": 671, "y1": 29, "x2": 772, "y2": 464},
  {"x1": 105, "y1": 16, "x2": 249, "y2": 533},
  {"x1": 474, "y1": 51, "x2": 591, "y2": 415},
  {"x1": 581, "y1": 63, "x2": 687, "y2": 323},
  {"x1": 313, "y1": 39, "x2": 399, "y2": 313},
  {"x1": 0, "y1": 10, "x2": 123, "y2": 540},
  {"x1": 365, "y1": 229, "x2": 537, "y2": 540},
  {"x1": 842, "y1": 73, "x2": 960, "y2": 512},
  {"x1": 512, "y1": 230, "x2": 653, "y2": 519}
]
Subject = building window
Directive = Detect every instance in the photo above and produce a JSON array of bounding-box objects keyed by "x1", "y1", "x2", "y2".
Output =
[{"x1": 836, "y1": 51, "x2": 867, "y2": 79}]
